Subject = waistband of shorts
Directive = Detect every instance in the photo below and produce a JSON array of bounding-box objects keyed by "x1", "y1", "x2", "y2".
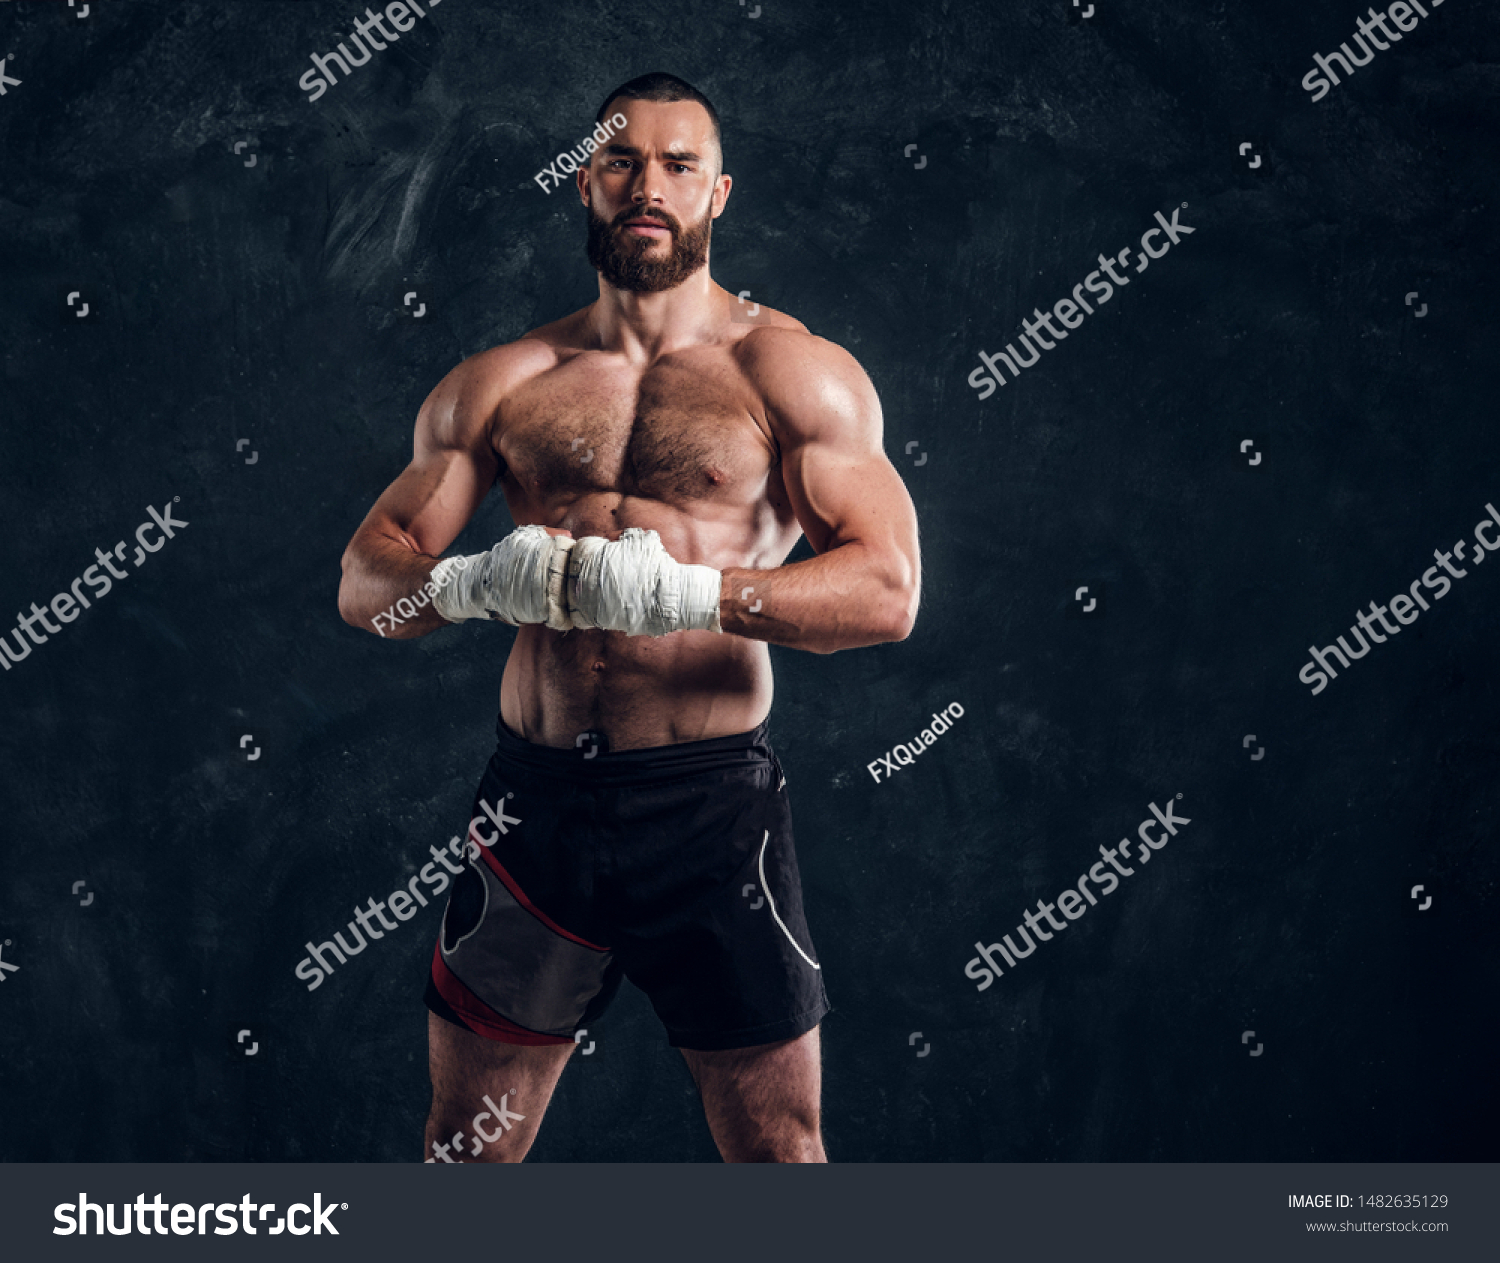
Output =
[{"x1": 492, "y1": 715, "x2": 775, "y2": 787}]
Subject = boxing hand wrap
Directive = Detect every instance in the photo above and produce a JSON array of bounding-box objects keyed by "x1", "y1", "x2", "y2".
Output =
[
  {"x1": 567, "y1": 527, "x2": 723, "y2": 636},
  {"x1": 430, "y1": 525, "x2": 575, "y2": 630}
]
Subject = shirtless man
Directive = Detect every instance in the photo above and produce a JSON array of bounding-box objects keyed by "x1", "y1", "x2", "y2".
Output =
[{"x1": 338, "y1": 73, "x2": 920, "y2": 1163}]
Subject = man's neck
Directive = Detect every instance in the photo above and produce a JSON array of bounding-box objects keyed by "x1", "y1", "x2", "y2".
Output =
[{"x1": 589, "y1": 267, "x2": 722, "y2": 362}]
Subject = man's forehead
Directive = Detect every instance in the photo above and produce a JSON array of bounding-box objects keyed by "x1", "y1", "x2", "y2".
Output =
[{"x1": 606, "y1": 99, "x2": 718, "y2": 151}]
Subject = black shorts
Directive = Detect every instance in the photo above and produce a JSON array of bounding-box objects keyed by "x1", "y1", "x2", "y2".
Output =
[{"x1": 425, "y1": 716, "x2": 829, "y2": 1051}]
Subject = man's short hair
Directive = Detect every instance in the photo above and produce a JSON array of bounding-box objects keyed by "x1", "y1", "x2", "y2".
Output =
[{"x1": 595, "y1": 72, "x2": 722, "y2": 170}]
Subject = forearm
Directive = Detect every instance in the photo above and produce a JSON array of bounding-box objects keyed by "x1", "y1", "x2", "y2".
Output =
[
  {"x1": 719, "y1": 542, "x2": 918, "y2": 653},
  {"x1": 338, "y1": 529, "x2": 451, "y2": 639}
]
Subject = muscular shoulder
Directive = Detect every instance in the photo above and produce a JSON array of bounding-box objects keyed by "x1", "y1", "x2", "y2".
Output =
[
  {"x1": 417, "y1": 325, "x2": 571, "y2": 450},
  {"x1": 735, "y1": 325, "x2": 882, "y2": 447}
]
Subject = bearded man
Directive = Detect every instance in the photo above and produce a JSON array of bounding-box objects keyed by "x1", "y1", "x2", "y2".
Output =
[{"x1": 338, "y1": 71, "x2": 921, "y2": 1162}]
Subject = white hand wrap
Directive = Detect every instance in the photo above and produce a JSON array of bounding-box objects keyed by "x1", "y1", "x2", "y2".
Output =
[
  {"x1": 430, "y1": 525, "x2": 575, "y2": 630},
  {"x1": 567, "y1": 527, "x2": 723, "y2": 636}
]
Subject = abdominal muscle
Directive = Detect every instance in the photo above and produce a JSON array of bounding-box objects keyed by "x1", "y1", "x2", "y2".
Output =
[{"x1": 497, "y1": 490, "x2": 784, "y2": 751}]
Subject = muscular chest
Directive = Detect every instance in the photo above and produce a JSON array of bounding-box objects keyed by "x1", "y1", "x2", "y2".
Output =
[{"x1": 499, "y1": 355, "x2": 774, "y2": 505}]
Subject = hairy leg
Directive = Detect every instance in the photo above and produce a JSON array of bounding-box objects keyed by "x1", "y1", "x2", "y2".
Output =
[
  {"x1": 423, "y1": 1012, "x2": 574, "y2": 1163},
  {"x1": 680, "y1": 1025, "x2": 825, "y2": 1162}
]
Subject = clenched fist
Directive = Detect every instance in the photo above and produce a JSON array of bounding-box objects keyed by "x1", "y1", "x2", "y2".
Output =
[
  {"x1": 566, "y1": 528, "x2": 723, "y2": 636},
  {"x1": 430, "y1": 524, "x2": 576, "y2": 630}
]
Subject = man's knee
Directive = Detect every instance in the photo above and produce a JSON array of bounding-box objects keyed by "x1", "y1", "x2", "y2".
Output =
[
  {"x1": 721, "y1": 1116, "x2": 825, "y2": 1163},
  {"x1": 425, "y1": 1013, "x2": 569, "y2": 1163},
  {"x1": 423, "y1": 1102, "x2": 532, "y2": 1163}
]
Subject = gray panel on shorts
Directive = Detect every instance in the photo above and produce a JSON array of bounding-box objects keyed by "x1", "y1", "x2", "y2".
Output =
[{"x1": 441, "y1": 861, "x2": 612, "y2": 1037}]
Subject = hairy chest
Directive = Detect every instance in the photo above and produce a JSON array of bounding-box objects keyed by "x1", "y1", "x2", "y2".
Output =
[{"x1": 498, "y1": 354, "x2": 775, "y2": 506}]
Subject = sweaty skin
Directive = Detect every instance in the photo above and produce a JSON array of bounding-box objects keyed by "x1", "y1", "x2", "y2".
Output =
[{"x1": 339, "y1": 99, "x2": 920, "y2": 752}]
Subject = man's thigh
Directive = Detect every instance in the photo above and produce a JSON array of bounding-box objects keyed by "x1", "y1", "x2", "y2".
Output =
[
  {"x1": 680, "y1": 1025, "x2": 826, "y2": 1163},
  {"x1": 425, "y1": 1012, "x2": 574, "y2": 1162}
]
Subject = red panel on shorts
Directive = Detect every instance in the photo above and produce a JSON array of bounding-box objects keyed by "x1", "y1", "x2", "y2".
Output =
[
  {"x1": 430, "y1": 941, "x2": 574, "y2": 1046},
  {"x1": 468, "y1": 823, "x2": 610, "y2": 952}
]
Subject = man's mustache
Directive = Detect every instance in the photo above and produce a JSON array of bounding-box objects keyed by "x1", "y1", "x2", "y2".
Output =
[{"x1": 614, "y1": 210, "x2": 677, "y2": 233}]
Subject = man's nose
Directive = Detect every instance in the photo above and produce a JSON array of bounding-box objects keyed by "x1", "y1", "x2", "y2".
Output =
[{"x1": 630, "y1": 164, "x2": 667, "y2": 204}]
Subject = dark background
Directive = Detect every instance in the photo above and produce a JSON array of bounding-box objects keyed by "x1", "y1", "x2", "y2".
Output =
[{"x1": 1, "y1": 0, "x2": 1495, "y2": 1162}]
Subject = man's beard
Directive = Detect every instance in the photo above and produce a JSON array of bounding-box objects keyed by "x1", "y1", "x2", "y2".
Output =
[{"x1": 585, "y1": 202, "x2": 712, "y2": 293}]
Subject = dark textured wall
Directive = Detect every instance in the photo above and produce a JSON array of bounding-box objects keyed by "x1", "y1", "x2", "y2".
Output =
[{"x1": 1, "y1": 0, "x2": 1495, "y2": 1162}]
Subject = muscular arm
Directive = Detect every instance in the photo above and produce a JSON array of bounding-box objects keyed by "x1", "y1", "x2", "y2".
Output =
[
  {"x1": 338, "y1": 354, "x2": 507, "y2": 638},
  {"x1": 720, "y1": 332, "x2": 920, "y2": 654}
]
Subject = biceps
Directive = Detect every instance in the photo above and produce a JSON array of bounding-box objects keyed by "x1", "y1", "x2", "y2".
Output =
[
  {"x1": 360, "y1": 445, "x2": 497, "y2": 557},
  {"x1": 784, "y1": 443, "x2": 917, "y2": 558}
]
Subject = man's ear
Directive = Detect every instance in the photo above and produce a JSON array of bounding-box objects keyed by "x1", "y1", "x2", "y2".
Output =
[{"x1": 711, "y1": 172, "x2": 733, "y2": 219}]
